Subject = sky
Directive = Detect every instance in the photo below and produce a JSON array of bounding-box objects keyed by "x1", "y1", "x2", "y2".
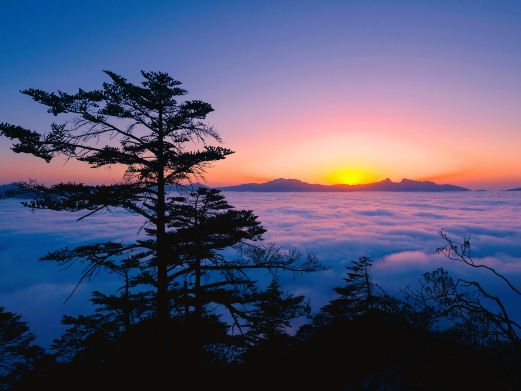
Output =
[{"x1": 0, "y1": 0, "x2": 520, "y2": 189}]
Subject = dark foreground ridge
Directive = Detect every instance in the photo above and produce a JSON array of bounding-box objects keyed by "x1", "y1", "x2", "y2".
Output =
[{"x1": 219, "y1": 178, "x2": 470, "y2": 192}]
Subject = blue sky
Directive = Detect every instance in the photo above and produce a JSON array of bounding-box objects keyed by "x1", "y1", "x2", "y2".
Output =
[{"x1": 1, "y1": 1, "x2": 521, "y2": 187}]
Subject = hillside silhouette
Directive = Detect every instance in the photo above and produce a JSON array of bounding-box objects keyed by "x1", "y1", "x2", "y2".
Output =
[{"x1": 219, "y1": 177, "x2": 470, "y2": 192}]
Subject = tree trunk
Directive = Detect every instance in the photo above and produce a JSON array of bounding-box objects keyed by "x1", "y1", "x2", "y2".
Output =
[
  {"x1": 156, "y1": 108, "x2": 170, "y2": 336},
  {"x1": 194, "y1": 256, "x2": 202, "y2": 320},
  {"x1": 156, "y1": 181, "x2": 169, "y2": 327},
  {"x1": 365, "y1": 266, "x2": 372, "y2": 312},
  {"x1": 123, "y1": 271, "x2": 130, "y2": 333}
]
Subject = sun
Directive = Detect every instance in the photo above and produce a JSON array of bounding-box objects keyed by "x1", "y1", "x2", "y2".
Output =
[{"x1": 327, "y1": 168, "x2": 378, "y2": 185}]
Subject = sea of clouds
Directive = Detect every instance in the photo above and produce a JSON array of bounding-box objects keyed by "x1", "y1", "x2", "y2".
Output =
[{"x1": 1, "y1": 191, "x2": 521, "y2": 345}]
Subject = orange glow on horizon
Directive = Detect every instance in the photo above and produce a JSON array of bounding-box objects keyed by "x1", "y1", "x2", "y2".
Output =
[
  {"x1": 2, "y1": 97, "x2": 521, "y2": 190},
  {"x1": 325, "y1": 167, "x2": 380, "y2": 185}
]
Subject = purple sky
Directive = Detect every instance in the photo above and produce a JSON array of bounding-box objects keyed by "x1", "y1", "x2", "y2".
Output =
[{"x1": 0, "y1": 1, "x2": 520, "y2": 188}]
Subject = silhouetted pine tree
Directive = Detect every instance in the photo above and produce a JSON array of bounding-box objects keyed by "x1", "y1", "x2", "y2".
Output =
[
  {"x1": 320, "y1": 256, "x2": 374, "y2": 320},
  {"x1": 49, "y1": 258, "x2": 150, "y2": 362},
  {"x1": 164, "y1": 188, "x2": 319, "y2": 329},
  {"x1": 89, "y1": 257, "x2": 152, "y2": 334},
  {"x1": 0, "y1": 307, "x2": 42, "y2": 390},
  {"x1": 247, "y1": 278, "x2": 310, "y2": 343},
  {"x1": 50, "y1": 314, "x2": 109, "y2": 362},
  {"x1": 0, "y1": 70, "x2": 231, "y2": 336},
  {"x1": 318, "y1": 257, "x2": 396, "y2": 322},
  {"x1": 0, "y1": 71, "x2": 321, "y2": 349}
]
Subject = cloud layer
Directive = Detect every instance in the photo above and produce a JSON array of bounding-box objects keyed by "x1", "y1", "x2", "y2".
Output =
[{"x1": 1, "y1": 191, "x2": 521, "y2": 344}]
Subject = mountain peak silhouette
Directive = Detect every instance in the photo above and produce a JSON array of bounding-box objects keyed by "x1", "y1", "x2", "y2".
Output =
[{"x1": 219, "y1": 178, "x2": 469, "y2": 192}]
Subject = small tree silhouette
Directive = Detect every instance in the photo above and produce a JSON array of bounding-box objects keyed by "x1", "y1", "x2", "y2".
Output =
[
  {"x1": 164, "y1": 188, "x2": 320, "y2": 330},
  {"x1": 407, "y1": 267, "x2": 521, "y2": 344},
  {"x1": 321, "y1": 257, "x2": 371, "y2": 319},
  {"x1": 317, "y1": 257, "x2": 397, "y2": 324},
  {"x1": 247, "y1": 278, "x2": 310, "y2": 344},
  {"x1": 435, "y1": 230, "x2": 521, "y2": 343},
  {"x1": 50, "y1": 314, "x2": 107, "y2": 362},
  {"x1": 0, "y1": 307, "x2": 42, "y2": 390}
]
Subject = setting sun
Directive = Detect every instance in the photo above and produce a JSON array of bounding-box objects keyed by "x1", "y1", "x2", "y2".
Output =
[{"x1": 326, "y1": 168, "x2": 379, "y2": 185}]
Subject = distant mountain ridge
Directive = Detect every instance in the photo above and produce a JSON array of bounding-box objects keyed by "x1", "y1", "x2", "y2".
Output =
[
  {"x1": 0, "y1": 182, "x2": 18, "y2": 194},
  {"x1": 0, "y1": 182, "x2": 36, "y2": 199},
  {"x1": 219, "y1": 178, "x2": 470, "y2": 192},
  {"x1": 506, "y1": 187, "x2": 521, "y2": 191},
  {"x1": 0, "y1": 178, "x2": 471, "y2": 198},
  {"x1": 0, "y1": 182, "x2": 23, "y2": 198}
]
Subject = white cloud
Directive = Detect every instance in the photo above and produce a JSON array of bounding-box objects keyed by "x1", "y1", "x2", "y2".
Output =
[{"x1": 2, "y1": 190, "x2": 521, "y2": 344}]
